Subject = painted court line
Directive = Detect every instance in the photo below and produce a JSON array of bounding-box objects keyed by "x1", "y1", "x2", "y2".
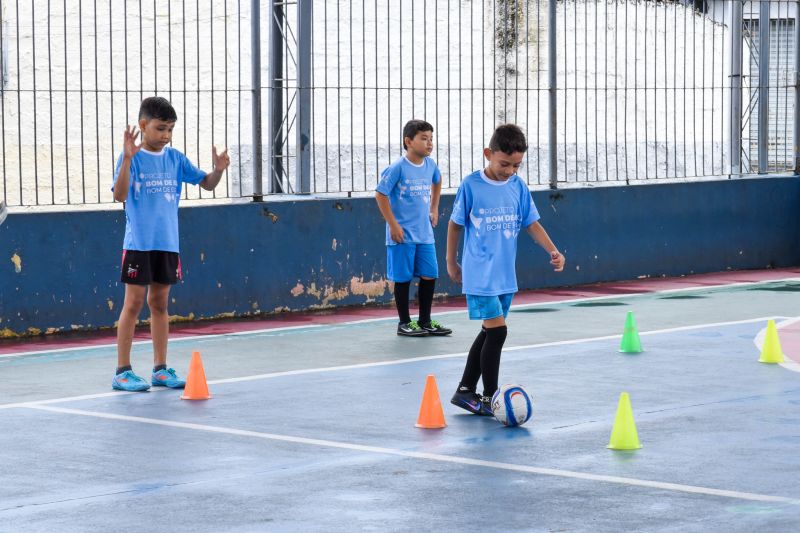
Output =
[
  {"x1": 26, "y1": 404, "x2": 800, "y2": 506},
  {"x1": 0, "y1": 323, "x2": 325, "y2": 360},
  {"x1": 2, "y1": 278, "x2": 796, "y2": 360},
  {"x1": 0, "y1": 316, "x2": 785, "y2": 411}
]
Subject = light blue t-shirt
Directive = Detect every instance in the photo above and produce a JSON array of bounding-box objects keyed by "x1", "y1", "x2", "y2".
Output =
[
  {"x1": 376, "y1": 156, "x2": 442, "y2": 245},
  {"x1": 112, "y1": 146, "x2": 207, "y2": 252},
  {"x1": 450, "y1": 170, "x2": 540, "y2": 296}
]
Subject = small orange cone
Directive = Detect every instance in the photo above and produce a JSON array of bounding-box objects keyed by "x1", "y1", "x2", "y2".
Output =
[
  {"x1": 415, "y1": 374, "x2": 446, "y2": 428},
  {"x1": 180, "y1": 351, "x2": 211, "y2": 400}
]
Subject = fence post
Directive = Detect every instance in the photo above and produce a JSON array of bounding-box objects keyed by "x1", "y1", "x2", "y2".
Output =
[
  {"x1": 296, "y1": 0, "x2": 312, "y2": 194},
  {"x1": 548, "y1": 0, "x2": 557, "y2": 189},
  {"x1": 268, "y1": 0, "x2": 284, "y2": 193},
  {"x1": 730, "y1": 1, "x2": 743, "y2": 176},
  {"x1": 251, "y1": 0, "x2": 263, "y2": 200},
  {"x1": 794, "y1": 0, "x2": 800, "y2": 175},
  {"x1": 758, "y1": 0, "x2": 770, "y2": 173}
]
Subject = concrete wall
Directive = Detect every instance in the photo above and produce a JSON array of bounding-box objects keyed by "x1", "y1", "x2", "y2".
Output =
[{"x1": 1, "y1": 176, "x2": 799, "y2": 336}]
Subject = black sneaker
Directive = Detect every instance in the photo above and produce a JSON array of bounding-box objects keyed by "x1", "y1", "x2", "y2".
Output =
[
  {"x1": 397, "y1": 320, "x2": 428, "y2": 337},
  {"x1": 450, "y1": 387, "x2": 493, "y2": 416},
  {"x1": 419, "y1": 319, "x2": 452, "y2": 336}
]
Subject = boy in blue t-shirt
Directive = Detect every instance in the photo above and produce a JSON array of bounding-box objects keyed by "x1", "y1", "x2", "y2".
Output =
[
  {"x1": 376, "y1": 119, "x2": 452, "y2": 337},
  {"x1": 111, "y1": 97, "x2": 230, "y2": 392},
  {"x1": 446, "y1": 124, "x2": 565, "y2": 415}
]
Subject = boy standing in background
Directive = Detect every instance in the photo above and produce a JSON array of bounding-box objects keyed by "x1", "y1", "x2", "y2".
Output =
[{"x1": 376, "y1": 119, "x2": 452, "y2": 337}]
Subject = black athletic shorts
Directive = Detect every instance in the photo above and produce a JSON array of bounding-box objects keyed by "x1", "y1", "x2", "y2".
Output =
[{"x1": 120, "y1": 250, "x2": 182, "y2": 285}]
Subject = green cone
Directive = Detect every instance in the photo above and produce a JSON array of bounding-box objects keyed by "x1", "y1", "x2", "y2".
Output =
[{"x1": 619, "y1": 311, "x2": 643, "y2": 353}]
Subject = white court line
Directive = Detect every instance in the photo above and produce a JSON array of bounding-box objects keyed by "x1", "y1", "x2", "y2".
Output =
[
  {"x1": 2, "y1": 277, "x2": 797, "y2": 360},
  {"x1": 0, "y1": 315, "x2": 787, "y2": 411},
  {"x1": 26, "y1": 404, "x2": 800, "y2": 505},
  {"x1": 0, "y1": 323, "x2": 324, "y2": 360}
]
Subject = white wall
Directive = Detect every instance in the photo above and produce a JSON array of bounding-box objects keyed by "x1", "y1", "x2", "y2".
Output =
[{"x1": 0, "y1": 1, "x2": 737, "y2": 205}]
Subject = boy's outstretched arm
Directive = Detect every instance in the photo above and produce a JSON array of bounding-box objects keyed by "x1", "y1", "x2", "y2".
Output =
[
  {"x1": 375, "y1": 191, "x2": 404, "y2": 243},
  {"x1": 113, "y1": 126, "x2": 141, "y2": 202},
  {"x1": 526, "y1": 221, "x2": 565, "y2": 272},
  {"x1": 446, "y1": 220, "x2": 463, "y2": 282},
  {"x1": 200, "y1": 146, "x2": 230, "y2": 191}
]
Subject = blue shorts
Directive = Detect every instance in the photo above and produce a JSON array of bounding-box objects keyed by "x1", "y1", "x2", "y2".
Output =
[
  {"x1": 386, "y1": 243, "x2": 439, "y2": 282},
  {"x1": 466, "y1": 293, "x2": 515, "y2": 320}
]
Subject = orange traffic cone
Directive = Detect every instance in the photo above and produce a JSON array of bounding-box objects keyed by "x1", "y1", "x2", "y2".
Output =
[
  {"x1": 415, "y1": 374, "x2": 446, "y2": 429},
  {"x1": 180, "y1": 351, "x2": 211, "y2": 400}
]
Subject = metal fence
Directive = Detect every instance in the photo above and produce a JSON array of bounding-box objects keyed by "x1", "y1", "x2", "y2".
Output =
[{"x1": 0, "y1": 1, "x2": 798, "y2": 207}]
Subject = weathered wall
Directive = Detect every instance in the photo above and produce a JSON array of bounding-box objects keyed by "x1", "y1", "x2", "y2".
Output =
[{"x1": 1, "y1": 177, "x2": 798, "y2": 336}]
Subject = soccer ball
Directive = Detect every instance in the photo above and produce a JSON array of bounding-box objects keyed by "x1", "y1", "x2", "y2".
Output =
[{"x1": 491, "y1": 384, "x2": 533, "y2": 427}]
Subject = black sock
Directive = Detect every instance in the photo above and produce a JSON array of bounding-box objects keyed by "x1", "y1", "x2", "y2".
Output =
[
  {"x1": 116, "y1": 365, "x2": 132, "y2": 375},
  {"x1": 153, "y1": 364, "x2": 167, "y2": 372},
  {"x1": 459, "y1": 327, "x2": 487, "y2": 392},
  {"x1": 394, "y1": 281, "x2": 411, "y2": 324},
  {"x1": 417, "y1": 278, "x2": 436, "y2": 325},
  {"x1": 480, "y1": 325, "x2": 508, "y2": 397}
]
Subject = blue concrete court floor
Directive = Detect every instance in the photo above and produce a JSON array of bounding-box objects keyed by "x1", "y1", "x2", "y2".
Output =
[{"x1": 2, "y1": 276, "x2": 800, "y2": 532}]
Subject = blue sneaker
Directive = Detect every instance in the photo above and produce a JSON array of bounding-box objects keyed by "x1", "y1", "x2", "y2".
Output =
[
  {"x1": 450, "y1": 387, "x2": 493, "y2": 416},
  {"x1": 112, "y1": 370, "x2": 151, "y2": 392},
  {"x1": 151, "y1": 368, "x2": 186, "y2": 389}
]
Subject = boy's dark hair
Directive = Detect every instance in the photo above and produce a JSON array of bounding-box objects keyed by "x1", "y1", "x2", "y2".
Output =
[
  {"x1": 138, "y1": 96, "x2": 178, "y2": 122},
  {"x1": 488, "y1": 124, "x2": 527, "y2": 154},
  {"x1": 402, "y1": 119, "x2": 434, "y2": 151}
]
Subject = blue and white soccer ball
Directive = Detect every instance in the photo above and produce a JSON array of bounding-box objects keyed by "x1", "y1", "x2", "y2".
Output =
[{"x1": 491, "y1": 384, "x2": 533, "y2": 427}]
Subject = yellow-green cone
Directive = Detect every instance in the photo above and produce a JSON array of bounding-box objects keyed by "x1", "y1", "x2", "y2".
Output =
[
  {"x1": 607, "y1": 392, "x2": 642, "y2": 450},
  {"x1": 758, "y1": 319, "x2": 785, "y2": 364}
]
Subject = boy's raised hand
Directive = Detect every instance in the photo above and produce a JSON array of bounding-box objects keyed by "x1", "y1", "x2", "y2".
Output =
[
  {"x1": 550, "y1": 250, "x2": 565, "y2": 272},
  {"x1": 212, "y1": 145, "x2": 231, "y2": 172},
  {"x1": 123, "y1": 125, "x2": 141, "y2": 159}
]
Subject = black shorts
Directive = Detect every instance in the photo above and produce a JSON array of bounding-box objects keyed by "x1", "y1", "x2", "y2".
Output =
[{"x1": 120, "y1": 250, "x2": 182, "y2": 285}]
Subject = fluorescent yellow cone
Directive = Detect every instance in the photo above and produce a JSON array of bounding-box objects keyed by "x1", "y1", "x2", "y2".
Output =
[
  {"x1": 619, "y1": 311, "x2": 643, "y2": 353},
  {"x1": 758, "y1": 319, "x2": 785, "y2": 364},
  {"x1": 607, "y1": 392, "x2": 641, "y2": 450}
]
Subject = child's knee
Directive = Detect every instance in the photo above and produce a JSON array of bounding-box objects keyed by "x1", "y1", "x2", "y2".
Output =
[
  {"x1": 147, "y1": 298, "x2": 169, "y2": 315},
  {"x1": 123, "y1": 294, "x2": 146, "y2": 313}
]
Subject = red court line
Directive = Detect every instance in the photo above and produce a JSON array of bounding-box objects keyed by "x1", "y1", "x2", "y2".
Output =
[{"x1": 2, "y1": 267, "x2": 799, "y2": 356}]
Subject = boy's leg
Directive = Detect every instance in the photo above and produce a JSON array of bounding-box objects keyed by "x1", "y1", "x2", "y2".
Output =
[
  {"x1": 116, "y1": 283, "x2": 147, "y2": 369},
  {"x1": 478, "y1": 294, "x2": 513, "y2": 397},
  {"x1": 393, "y1": 281, "x2": 412, "y2": 324},
  {"x1": 147, "y1": 283, "x2": 171, "y2": 367},
  {"x1": 451, "y1": 295, "x2": 500, "y2": 416},
  {"x1": 113, "y1": 283, "x2": 151, "y2": 391},
  {"x1": 479, "y1": 317, "x2": 508, "y2": 398},
  {"x1": 417, "y1": 277, "x2": 435, "y2": 325},
  {"x1": 388, "y1": 243, "x2": 426, "y2": 336},
  {"x1": 147, "y1": 251, "x2": 188, "y2": 389},
  {"x1": 387, "y1": 244, "x2": 413, "y2": 323},
  {"x1": 458, "y1": 327, "x2": 487, "y2": 390},
  {"x1": 414, "y1": 244, "x2": 451, "y2": 335}
]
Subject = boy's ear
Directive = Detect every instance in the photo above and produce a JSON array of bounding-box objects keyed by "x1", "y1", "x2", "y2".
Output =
[
  {"x1": 483, "y1": 147, "x2": 493, "y2": 160},
  {"x1": 138, "y1": 118, "x2": 148, "y2": 130},
  {"x1": 403, "y1": 136, "x2": 412, "y2": 150}
]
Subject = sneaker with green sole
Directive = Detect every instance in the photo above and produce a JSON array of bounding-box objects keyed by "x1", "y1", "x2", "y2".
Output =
[
  {"x1": 419, "y1": 320, "x2": 452, "y2": 336},
  {"x1": 397, "y1": 320, "x2": 428, "y2": 337}
]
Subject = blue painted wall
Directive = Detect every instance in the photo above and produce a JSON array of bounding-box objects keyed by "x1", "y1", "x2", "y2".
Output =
[{"x1": 1, "y1": 177, "x2": 798, "y2": 335}]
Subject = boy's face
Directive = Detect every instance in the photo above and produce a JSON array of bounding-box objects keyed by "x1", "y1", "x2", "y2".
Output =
[
  {"x1": 138, "y1": 117, "x2": 175, "y2": 151},
  {"x1": 404, "y1": 130, "x2": 434, "y2": 158},
  {"x1": 483, "y1": 148, "x2": 524, "y2": 181}
]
